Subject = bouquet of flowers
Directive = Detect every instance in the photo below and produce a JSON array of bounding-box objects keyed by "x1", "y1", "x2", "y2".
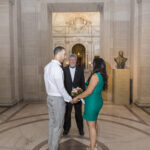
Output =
[{"x1": 71, "y1": 87, "x2": 83, "y2": 97}]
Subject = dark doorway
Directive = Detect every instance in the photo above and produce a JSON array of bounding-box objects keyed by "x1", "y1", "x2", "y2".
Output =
[{"x1": 72, "y1": 44, "x2": 85, "y2": 69}]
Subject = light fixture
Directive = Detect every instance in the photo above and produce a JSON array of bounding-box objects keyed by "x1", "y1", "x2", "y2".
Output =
[{"x1": 77, "y1": 52, "x2": 80, "y2": 56}]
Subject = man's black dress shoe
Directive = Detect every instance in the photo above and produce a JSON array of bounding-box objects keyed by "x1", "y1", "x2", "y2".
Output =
[{"x1": 79, "y1": 130, "x2": 84, "y2": 136}]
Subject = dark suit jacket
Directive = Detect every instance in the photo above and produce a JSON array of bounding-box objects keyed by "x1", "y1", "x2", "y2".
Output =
[{"x1": 63, "y1": 65, "x2": 85, "y2": 95}]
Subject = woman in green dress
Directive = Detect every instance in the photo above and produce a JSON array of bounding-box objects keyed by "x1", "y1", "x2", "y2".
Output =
[{"x1": 73, "y1": 58, "x2": 108, "y2": 150}]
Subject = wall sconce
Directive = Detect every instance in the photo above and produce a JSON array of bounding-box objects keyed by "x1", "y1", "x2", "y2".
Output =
[
  {"x1": 88, "y1": 61, "x2": 91, "y2": 65},
  {"x1": 66, "y1": 61, "x2": 69, "y2": 65}
]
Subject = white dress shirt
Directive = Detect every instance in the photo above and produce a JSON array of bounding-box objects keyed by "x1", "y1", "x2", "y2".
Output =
[
  {"x1": 69, "y1": 66, "x2": 76, "y2": 82},
  {"x1": 44, "y1": 60, "x2": 72, "y2": 102}
]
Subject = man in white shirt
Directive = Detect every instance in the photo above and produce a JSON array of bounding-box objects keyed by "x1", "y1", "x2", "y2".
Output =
[{"x1": 44, "y1": 46, "x2": 79, "y2": 150}]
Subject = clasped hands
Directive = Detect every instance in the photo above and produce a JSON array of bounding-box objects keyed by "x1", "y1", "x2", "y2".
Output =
[{"x1": 70, "y1": 97, "x2": 80, "y2": 104}]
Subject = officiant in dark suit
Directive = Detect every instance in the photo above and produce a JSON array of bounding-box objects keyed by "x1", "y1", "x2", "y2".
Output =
[{"x1": 63, "y1": 54, "x2": 85, "y2": 136}]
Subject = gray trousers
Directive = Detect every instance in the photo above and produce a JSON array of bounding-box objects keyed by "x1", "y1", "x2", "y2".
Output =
[{"x1": 47, "y1": 95, "x2": 66, "y2": 150}]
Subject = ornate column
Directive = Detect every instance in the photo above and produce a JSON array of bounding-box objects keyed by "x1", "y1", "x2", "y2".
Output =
[
  {"x1": 135, "y1": 0, "x2": 150, "y2": 106},
  {"x1": 0, "y1": 0, "x2": 23, "y2": 106}
]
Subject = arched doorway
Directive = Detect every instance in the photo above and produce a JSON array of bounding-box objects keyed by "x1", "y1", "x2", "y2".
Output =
[{"x1": 72, "y1": 44, "x2": 86, "y2": 69}]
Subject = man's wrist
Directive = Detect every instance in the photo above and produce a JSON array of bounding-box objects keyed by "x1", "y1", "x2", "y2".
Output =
[{"x1": 69, "y1": 97, "x2": 72, "y2": 102}]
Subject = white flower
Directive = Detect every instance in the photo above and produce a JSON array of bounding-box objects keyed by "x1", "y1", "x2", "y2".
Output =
[{"x1": 72, "y1": 89, "x2": 78, "y2": 93}]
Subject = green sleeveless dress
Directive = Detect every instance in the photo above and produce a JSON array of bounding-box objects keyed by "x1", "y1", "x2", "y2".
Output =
[{"x1": 83, "y1": 73, "x2": 104, "y2": 121}]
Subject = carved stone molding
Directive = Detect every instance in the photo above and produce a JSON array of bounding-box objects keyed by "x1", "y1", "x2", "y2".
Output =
[{"x1": 66, "y1": 16, "x2": 91, "y2": 33}]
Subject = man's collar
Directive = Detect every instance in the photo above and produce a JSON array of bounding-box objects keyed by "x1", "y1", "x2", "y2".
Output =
[
  {"x1": 52, "y1": 59, "x2": 61, "y2": 66},
  {"x1": 69, "y1": 66, "x2": 76, "y2": 69}
]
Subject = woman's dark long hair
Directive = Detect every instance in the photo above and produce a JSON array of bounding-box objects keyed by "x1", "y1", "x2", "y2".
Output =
[{"x1": 87, "y1": 58, "x2": 108, "y2": 90}]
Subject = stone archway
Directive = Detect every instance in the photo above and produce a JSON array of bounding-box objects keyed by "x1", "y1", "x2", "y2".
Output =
[{"x1": 72, "y1": 44, "x2": 86, "y2": 69}]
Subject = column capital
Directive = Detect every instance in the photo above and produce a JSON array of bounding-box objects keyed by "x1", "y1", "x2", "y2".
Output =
[
  {"x1": 9, "y1": 0, "x2": 15, "y2": 5},
  {"x1": 136, "y1": 0, "x2": 142, "y2": 4}
]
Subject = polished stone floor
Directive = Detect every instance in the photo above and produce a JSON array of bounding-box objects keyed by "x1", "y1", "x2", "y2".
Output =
[{"x1": 0, "y1": 101, "x2": 150, "y2": 150}]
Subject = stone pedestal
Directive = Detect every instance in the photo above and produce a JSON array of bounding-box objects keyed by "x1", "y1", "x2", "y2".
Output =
[{"x1": 112, "y1": 69, "x2": 130, "y2": 105}]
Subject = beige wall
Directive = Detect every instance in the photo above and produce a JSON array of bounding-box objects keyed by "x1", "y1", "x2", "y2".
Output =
[{"x1": 0, "y1": 0, "x2": 150, "y2": 106}]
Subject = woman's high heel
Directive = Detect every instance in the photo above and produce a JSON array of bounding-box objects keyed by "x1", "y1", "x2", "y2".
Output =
[
  {"x1": 94, "y1": 147, "x2": 98, "y2": 150},
  {"x1": 86, "y1": 145, "x2": 98, "y2": 150}
]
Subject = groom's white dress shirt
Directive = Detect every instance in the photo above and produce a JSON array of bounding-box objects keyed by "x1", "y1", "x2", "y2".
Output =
[
  {"x1": 44, "y1": 59, "x2": 72, "y2": 102},
  {"x1": 69, "y1": 66, "x2": 76, "y2": 82}
]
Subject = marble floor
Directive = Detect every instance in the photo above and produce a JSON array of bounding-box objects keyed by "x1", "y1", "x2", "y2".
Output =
[{"x1": 0, "y1": 101, "x2": 150, "y2": 150}]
